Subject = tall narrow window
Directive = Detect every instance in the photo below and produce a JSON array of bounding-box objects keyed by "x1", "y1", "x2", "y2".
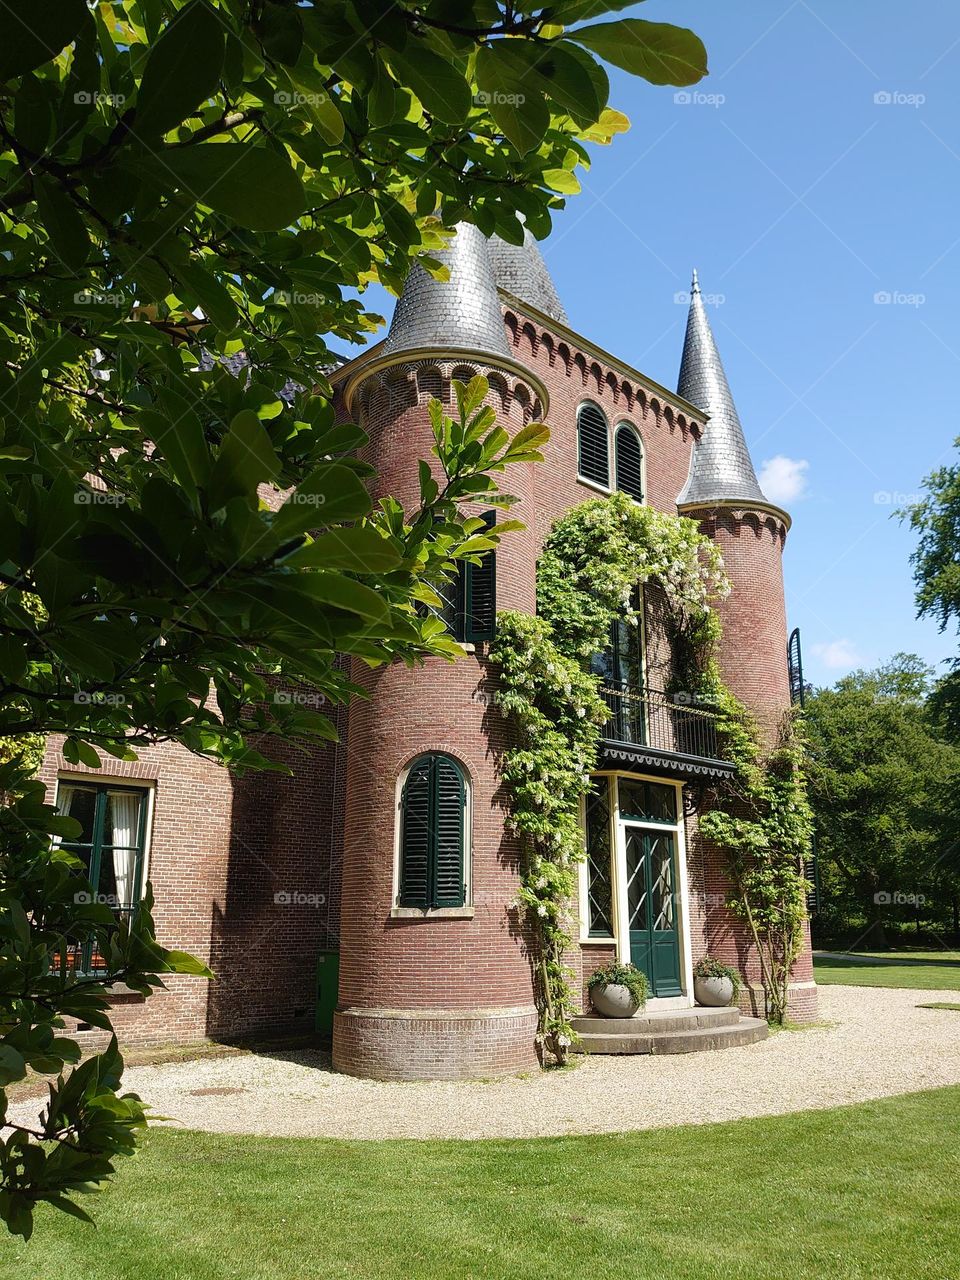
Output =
[
  {"x1": 398, "y1": 754, "x2": 467, "y2": 909},
  {"x1": 577, "y1": 402, "x2": 609, "y2": 487},
  {"x1": 615, "y1": 423, "x2": 644, "y2": 501},
  {"x1": 584, "y1": 777, "x2": 614, "y2": 936},
  {"x1": 437, "y1": 511, "x2": 497, "y2": 643},
  {"x1": 55, "y1": 781, "x2": 149, "y2": 975}
]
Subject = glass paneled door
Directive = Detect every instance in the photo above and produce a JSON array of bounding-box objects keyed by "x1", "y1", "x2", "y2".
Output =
[{"x1": 625, "y1": 825, "x2": 682, "y2": 997}]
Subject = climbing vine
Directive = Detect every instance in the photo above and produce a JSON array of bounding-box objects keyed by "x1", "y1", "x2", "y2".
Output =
[{"x1": 492, "y1": 492, "x2": 812, "y2": 1063}]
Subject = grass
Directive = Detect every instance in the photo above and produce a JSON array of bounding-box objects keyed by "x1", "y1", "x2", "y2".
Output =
[
  {"x1": 917, "y1": 1002, "x2": 960, "y2": 1011},
  {"x1": 813, "y1": 950, "x2": 960, "y2": 990},
  {"x1": 3, "y1": 1087, "x2": 960, "y2": 1279}
]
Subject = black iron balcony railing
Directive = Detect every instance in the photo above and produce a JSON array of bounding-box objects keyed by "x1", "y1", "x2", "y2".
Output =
[{"x1": 600, "y1": 684, "x2": 723, "y2": 763}]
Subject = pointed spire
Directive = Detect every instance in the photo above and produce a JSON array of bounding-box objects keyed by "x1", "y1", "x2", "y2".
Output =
[
  {"x1": 489, "y1": 229, "x2": 568, "y2": 325},
  {"x1": 382, "y1": 222, "x2": 510, "y2": 361},
  {"x1": 676, "y1": 271, "x2": 772, "y2": 509}
]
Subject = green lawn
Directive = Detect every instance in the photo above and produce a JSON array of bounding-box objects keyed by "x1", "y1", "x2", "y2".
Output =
[
  {"x1": 814, "y1": 951, "x2": 960, "y2": 990},
  {"x1": 3, "y1": 1087, "x2": 960, "y2": 1280}
]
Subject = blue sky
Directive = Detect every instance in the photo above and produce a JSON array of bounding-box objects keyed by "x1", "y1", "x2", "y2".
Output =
[{"x1": 351, "y1": 0, "x2": 960, "y2": 690}]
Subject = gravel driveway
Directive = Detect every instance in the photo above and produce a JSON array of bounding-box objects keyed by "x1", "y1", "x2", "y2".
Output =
[{"x1": 10, "y1": 986, "x2": 960, "y2": 1140}]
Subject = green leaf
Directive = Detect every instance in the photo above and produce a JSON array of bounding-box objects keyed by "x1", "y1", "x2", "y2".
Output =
[
  {"x1": 161, "y1": 948, "x2": 214, "y2": 977},
  {"x1": 207, "y1": 410, "x2": 280, "y2": 512},
  {"x1": 0, "y1": 0, "x2": 87, "y2": 80},
  {"x1": 272, "y1": 463, "x2": 371, "y2": 541},
  {"x1": 135, "y1": 0, "x2": 225, "y2": 137},
  {"x1": 174, "y1": 260, "x2": 239, "y2": 331},
  {"x1": 542, "y1": 168, "x2": 581, "y2": 195},
  {"x1": 570, "y1": 19, "x2": 708, "y2": 87},
  {"x1": 475, "y1": 46, "x2": 549, "y2": 156},
  {"x1": 139, "y1": 404, "x2": 210, "y2": 501},
  {"x1": 284, "y1": 526, "x2": 401, "y2": 572},
  {"x1": 387, "y1": 45, "x2": 471, "y2": 123},
  {"x1": 280, "y1": 68, "x2": 344, "y2": 143},
  {"x1": 285, "y1": 571, "x2": 390, "y2": 624},
  {"x1": 0, "y1": 1045, "x2": 26, "y2": 1086},
  {"x1": 146, "y1": 145, "x2": 305, "y2": 232},
  {"x1": 34, "y1": 178, "x2": 90, "y2": 270}
]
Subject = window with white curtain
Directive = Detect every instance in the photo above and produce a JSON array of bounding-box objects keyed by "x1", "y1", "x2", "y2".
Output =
[{"x1": 55, "y1": 781, "x2": 149, "y2": 974}]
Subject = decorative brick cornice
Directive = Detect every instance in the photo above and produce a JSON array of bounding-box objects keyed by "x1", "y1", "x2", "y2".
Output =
[
  {"x1": 678, "y1": 499, "x2": 791, "y2": 539},
  {"x1": 342, "y1": 346, "x2": 548, "y2": 417}
]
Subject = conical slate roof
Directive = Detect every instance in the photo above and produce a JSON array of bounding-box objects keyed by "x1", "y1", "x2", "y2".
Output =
[
  {"x1": 489, "y1": 230, "x2": 568, "y2": 324},
  {"x1": 382, "y1": 222, "x2": 510, "y2": 360},
  {"x1": 676, "y1": 270, "x2": 771, "y2": 508}
]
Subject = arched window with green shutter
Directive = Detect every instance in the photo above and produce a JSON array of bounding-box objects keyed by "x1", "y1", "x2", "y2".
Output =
[
  {"x1": 615, "y1": 423, "x2": 644, "y2": 501},
  {"x1": 577, "y1": 402, "x2": 609, "y2": 488},
  {"x1": 398, "y1": 754, "x2": 467, "y2": 909}
]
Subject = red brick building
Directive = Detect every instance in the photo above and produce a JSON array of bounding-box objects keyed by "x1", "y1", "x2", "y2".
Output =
[{"x1": 41, "y1": 226, "x2": 816, "y2": 1078}]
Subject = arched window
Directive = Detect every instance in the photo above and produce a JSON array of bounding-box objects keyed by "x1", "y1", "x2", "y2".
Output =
[
  {"x1": 577, "y1": 402, "x2": 609, "y2": 488},
  {"x1": 398, "y1": 754, "x2": 467, "y2": 909},
  {"x1": 615, "y1": 423, "x2": 644, "y2": 501}
]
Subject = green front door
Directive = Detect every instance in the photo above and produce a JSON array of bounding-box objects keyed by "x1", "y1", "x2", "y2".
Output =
[{"x1": 625, "y1": 824, "x2": 682, "y2": 997}]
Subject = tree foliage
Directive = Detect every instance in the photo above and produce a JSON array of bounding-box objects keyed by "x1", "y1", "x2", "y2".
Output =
[
  {"x1": 804, "y1": 655, "x2": 960, "y2": 948},
  {"x1": 0, "y1": 0, "x2": 710, "y2": 1239}
]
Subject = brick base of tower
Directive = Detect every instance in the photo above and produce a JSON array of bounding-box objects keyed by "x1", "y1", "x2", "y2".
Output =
[{"x1": 332, "y1": 1006, "x2": 539, "y2": 1081}]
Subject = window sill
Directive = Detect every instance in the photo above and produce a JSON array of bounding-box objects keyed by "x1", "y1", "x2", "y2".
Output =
[
  {"x1": 104, "y1": 982, "x2": 146, "y2": 1003},
  {"x1": 576, "y1": 475, "x2": 613, "y2": 496},
  {"x1": 580, "y1": 935, "x2": 617, "y2": 945},
  {"x1": 390, "y1": 906, "x2": 475, "y2": 920}
]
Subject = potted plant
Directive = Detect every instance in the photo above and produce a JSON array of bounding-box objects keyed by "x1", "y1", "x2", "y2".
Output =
[
  {"x1": 588, "y1": 961, "x2": 648, "y2": 1018},
  {"x1": 693, "y1": 956, "x2": 742, "y2": 1008}
]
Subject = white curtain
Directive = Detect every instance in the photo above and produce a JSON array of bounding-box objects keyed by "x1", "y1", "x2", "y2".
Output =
[
  {"x1": 109, "y1": 791, "x2": 140, "y2": 908},
  {"x1": 53, "y1": 785, "x2": 77, "y2": 844}
]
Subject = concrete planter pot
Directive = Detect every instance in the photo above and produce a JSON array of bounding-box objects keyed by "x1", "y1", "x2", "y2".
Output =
[
  {"x1": 591, "y1": 982, "x2": 641, "y2": 1018},
  {"x1": 694, "y1": 975, "x2": 735, "y2": 1007}
]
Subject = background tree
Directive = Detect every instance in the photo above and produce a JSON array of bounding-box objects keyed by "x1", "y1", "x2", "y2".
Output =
[
  {"x1": 0, "y1": 0, "x2": 709, "y2": 1238},
  {"x1": 804, "y1": 655, "x2": 960, "y2": 948}
]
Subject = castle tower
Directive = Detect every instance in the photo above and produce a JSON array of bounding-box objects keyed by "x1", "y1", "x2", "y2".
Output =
[
  {"x1": 676, "y1": 270, "x2": 791, "y2": 741},
  {"x1": 332, "y1": 224, "x2": 550, "y2": 1079},
  {"x1": 676, "y1": 271, "x2": 816, "y2": 1021}
]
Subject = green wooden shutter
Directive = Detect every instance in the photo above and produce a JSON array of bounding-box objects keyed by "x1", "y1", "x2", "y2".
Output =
[
  {"x1": 399, "y1": 757, "x2": 432, "y2": 907},
  {"x1": 615, "y1": 424, "x2": 644, "y2": 500},
  {"x1": 463, "y1": 510, "x2": 496, "y2": 642},
  {"x1": 432, "y1": 756, "x2": 466, "y2": 907},
  {"x1": 577, "y1": 403, "x2": 609, "y2": 487},
  {"x1": 399, "y1": 755, "x2": 466, "y2": 909}
]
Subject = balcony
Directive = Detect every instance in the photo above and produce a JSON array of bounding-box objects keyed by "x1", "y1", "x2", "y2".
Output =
[{"x1": 598, "y1": 684, "x2": 736, "y2": 781}]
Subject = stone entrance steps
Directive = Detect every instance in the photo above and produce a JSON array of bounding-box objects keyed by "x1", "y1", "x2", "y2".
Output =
[{"x1": 570, "y1": 1005, "x2": 768, "y2": 1055}]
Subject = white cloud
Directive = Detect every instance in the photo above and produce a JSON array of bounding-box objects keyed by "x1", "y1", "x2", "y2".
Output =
[
  {"x1": 758, "y1": 455, "x2": 810, "y2": 505},
  {"x1": 811, "y1": 639, "x2": 861, "y2": 671}
]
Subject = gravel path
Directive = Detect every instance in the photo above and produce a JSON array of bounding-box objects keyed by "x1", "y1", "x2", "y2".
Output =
[{"x1": 10, "y1": 986, "x2": 960, "y2": 1141}]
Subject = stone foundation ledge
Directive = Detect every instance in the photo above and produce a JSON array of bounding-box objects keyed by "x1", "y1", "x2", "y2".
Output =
[
  {"x1": 739, "y1": 980, "x2": 819, "y2": 1022},
  {"x1": 332, "y1": 1003, "x2": 539, "y2": 1082}
]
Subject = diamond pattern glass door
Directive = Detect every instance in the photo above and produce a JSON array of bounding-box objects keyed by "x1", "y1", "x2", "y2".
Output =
[{"x1": 625, "y1": 825, "x2": 681, "y2": 997}]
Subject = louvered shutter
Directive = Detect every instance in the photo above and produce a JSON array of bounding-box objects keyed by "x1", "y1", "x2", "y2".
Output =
[
  {"x1": 398, "y1": 757, "x2": 432, "y2": 907},
  {"x1": 615, "y1": 425, "x2": 644, "y2": 501},
  {"x1": 577, "y1": 403, "x2": 609, "y2": 487},
  {"x1": 432, "y1": 756, "x2": 466, "y2": 907},
  {"x1": 464, "y1": 511, "x2": 497, "y2": 642}
]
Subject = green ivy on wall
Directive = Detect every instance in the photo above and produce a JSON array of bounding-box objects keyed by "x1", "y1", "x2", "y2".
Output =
[{"x1": 492, "y1": 492, "x2": 812, "y2": 1063}]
